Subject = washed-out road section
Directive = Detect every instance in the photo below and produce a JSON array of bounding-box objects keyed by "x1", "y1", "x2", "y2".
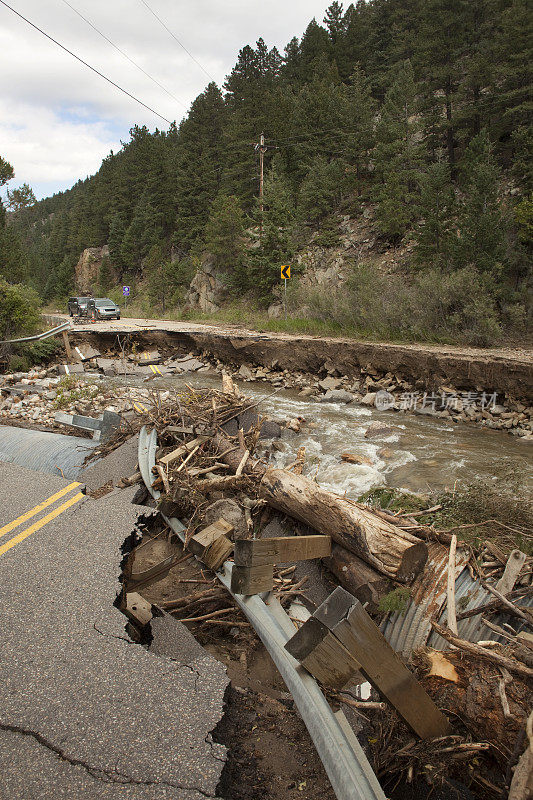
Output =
[
  {"x1": 54, "y1": 315, "x2": 533, "y2": 402},
  {"x1": 0, "y1": 460, "x2": 228, "y2": 800}
]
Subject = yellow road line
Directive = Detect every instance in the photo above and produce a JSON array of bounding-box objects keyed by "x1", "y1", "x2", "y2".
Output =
[
  {"x1": 149, "y1": 364, "x2": 162, "y2": 375},
  {"x1": 0, "y1": 482, "x2": 81, "y2": 540},
  {"x1": 0, "y1": 492, "x2": 85, "y2": 557}
]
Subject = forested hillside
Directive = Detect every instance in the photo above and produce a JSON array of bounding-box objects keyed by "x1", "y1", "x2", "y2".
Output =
[{"x1": 3, "y1": 0, "x2": 532, "y2": 344}]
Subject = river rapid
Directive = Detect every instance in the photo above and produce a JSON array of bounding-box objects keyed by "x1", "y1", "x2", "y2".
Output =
[{"x1": 140, "y1": 372, "x2": 533, "y2": 500}]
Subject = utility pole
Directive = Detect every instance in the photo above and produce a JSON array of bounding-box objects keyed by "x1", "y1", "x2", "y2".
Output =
[{"x1": 254, "y1": 132, "x2": 267, "y2": 241}]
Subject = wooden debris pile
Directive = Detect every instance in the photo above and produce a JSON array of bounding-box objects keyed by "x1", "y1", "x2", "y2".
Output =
[{"x1": 117, "y1": 378, "x2": 532, "y2": 799}]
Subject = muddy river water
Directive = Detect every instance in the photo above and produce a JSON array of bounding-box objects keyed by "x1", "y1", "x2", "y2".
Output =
[{"x1": 126, "y1": 372, "x2": 533, "y2": 499}]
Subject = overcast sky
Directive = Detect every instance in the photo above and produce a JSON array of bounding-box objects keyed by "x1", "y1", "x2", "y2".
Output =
[{"x1": 0, "y1": 0, "x2": 330, "y2": 200}]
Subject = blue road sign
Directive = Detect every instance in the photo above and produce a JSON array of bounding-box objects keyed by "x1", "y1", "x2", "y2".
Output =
[{"x1": 122, "y1": 286, "x2": 130, "y2": 297}]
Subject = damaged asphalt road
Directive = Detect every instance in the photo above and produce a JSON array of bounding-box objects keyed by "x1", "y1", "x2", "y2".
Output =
[{"x1": 0, "y1": 461, "x2": 229, "y2": 800}]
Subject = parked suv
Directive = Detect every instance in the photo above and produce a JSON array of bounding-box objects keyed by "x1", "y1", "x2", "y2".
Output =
[
  {"x1": 94, "y1": 298, "x2": 121, "y2": 320},
  {"x1": 68, "y1": 296, "x2": 93, "y2": 316}
]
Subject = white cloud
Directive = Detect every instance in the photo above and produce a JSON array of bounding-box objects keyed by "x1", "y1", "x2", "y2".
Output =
[{"x1": 0, "y1": 0, "x2": 329, "y2": 198}]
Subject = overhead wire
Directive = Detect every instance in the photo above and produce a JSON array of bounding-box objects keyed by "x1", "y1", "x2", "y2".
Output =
[
  {"x1": 0, "y1": 0, "x2": 172, "y2": 124},
  {"x1": 138, "y1": 0, "x2": 215, "y2": 82},
  {"x1": 60, "y1": 0, "x2": 188, "y2": 110}
]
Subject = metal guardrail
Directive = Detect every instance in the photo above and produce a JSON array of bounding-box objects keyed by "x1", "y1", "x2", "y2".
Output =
[
  {"x1": 138, "y1": 426, "x2": 385, "y2": 800},
  {"x1": 0, "y1": 320, "x2": 71, "y2": 345}
]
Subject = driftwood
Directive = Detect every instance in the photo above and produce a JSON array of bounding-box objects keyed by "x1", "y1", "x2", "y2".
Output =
[
  {"x1": 259, "y1": 469, "x2": 428, "y2": 582},
  {"x1": 430, "y1": 620, "x2": 533, "y2": 679},
  {"x1": 211, "y1": 430, "x2": 263, "y2": 476},
  {"x1": 325, "y1": 544, "x2": 392, "y2": 610}
]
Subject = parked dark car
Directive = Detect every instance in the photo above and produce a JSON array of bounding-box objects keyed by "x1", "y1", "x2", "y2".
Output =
[
  {"x1": 94, "y1": 298, "x2": 121, "y2": 320},
  {"x1": 68, "y1": 296, "x2": 93, "y2": 316}
]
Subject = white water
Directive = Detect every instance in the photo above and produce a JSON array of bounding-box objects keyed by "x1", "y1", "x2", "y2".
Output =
[{"x1": 118, "y1": 371, "x2": 533, "y2": 500}]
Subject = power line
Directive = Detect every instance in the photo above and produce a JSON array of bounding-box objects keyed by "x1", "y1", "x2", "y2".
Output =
[
  {"x1": 61, "y1": 0, "x2": 187, "y2": 110},
  {"x1": 138, "y1": 0, "x2": 215, "y2": 82},
  {"x1": 0, "y1": 0, "x2": 172, "y2": 124}
]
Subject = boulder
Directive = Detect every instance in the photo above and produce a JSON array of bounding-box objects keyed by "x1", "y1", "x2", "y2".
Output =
[
  {"x1": 340, "y1": 453, "x2": 373, "y2": 466},
  {"x1": 267, "y1": 303, "x2": 283, "y2": 319},
  {"x1": 298, "y1": 387, "x2": 315, "y2": 398},
  {"x1": 238, "y1": 364, "x2": 253, "y2": 380},
  {"x1": 360, "y1": 392, "x2": 377, "y2": 406},
  {"x1": 318, "y1": 377, "x2": 341, "y2": 391},
  {"x1": 317, "y1": 389, "x2": 354, "y2": 404},
  {"x1": 364, "y1": 421, "x2": 397, "y2": 438},
  {"x1": 203, "y1": 499, "x2": 247, "y2": 539}
]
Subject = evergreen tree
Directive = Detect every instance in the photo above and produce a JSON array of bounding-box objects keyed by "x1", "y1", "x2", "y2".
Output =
[
  {"x1": 97, "y1": 255, "x2": 113, "y2": 294},
  {"x1": 298, "y1": 156, "x2": 345, "y2": 224},
  {"x1": 415, "y1": 0, "x2": 469, "y2": 172},
  {"x1": 414, "y1": 161, "x2": 456, "y2": 269},
  {"x1": 453, "y1": 130, "x2": 508, "y2": 274},
  {"x1": 249, "y1": 161, "x2": 296, "y2": 298},
  {"x1": 373, "y1": 59, "x2": 422, "y2": 240},
  {"x1": 7, "y1": 183, "x2": 36, "y2": 211},
  {"x1": 298, "y1": 19, "x2": 332, "y2": 79},
  {"x1": 174, "y1": 83, "x2": 225, "y2": 252},
  {"x1": 0, "y1": 156, "x2": 14, "y2": 188},
  {"x1": 342, "y1": 66, "x2": 377, "y2": 195},
  {"x1": 204, "y1": 195, "x2": 246, "y2": 288}
]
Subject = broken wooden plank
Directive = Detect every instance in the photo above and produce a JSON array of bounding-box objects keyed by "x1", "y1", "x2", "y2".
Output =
[
  {"x1": 128, "y1": 555, "x2": 176, "y2": 589},
  {"x1": 158, "y1": 436, "x2": 208, "y2": 467},
  {"x1": 188, "y1": 519, "x2": 234, "y2": 560},
  {"x1": 203, "y1": 534, "x2": 234, "y2": 571},
  {"x1": 496, "y1": 549, "x2": 527, "y2": 595},
  {"x1": 231, "y1": 564, "x2": 274, "y2": 595},
  {"x1": 123, "y1": 592, "x2": 153, "y2": 626},
  {"x1": 234, "y1": 535, "x2": 331, "y2": 567},
  {"x1": 311, "y1": 587, "x2": 452, "y2": 739},
  {"x1": 299, "y1": 632, "x2": 361, "y2": 689},
  {"x1": 284, "y1": 615, "x2": 362, "y2": 689}
]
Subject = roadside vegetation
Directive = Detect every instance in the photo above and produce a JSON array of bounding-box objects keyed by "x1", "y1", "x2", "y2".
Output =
[{"x1": 362, "y1": 471, "x2": 533, "y2": 557}]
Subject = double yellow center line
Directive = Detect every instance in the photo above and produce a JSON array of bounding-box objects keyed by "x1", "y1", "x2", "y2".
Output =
[{"x1": 0, "y1": 482, "x2": 84, "y2": 557}]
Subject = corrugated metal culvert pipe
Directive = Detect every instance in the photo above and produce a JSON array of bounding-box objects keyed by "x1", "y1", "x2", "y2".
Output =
[{"x1": 0, "y1": 425, "x2": 95, "y2": 479}]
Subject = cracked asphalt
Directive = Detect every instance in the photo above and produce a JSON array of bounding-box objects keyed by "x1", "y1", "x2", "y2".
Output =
[{"x1": 0, "y1": 461, "x2": 228, "y2": 800}]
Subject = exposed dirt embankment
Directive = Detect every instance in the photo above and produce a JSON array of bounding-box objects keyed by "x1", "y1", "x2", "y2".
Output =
[{"x1": 67, "y1": 320, "x2": 533, "y2": 403}]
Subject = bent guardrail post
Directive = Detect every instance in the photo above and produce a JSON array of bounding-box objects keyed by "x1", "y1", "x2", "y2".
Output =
[
  {"x1": 138, "y1": 425, "x2": 386, "y2": 800},
  {"x1": 54, "y1": 409, "x2": 121, "y2": 441}
]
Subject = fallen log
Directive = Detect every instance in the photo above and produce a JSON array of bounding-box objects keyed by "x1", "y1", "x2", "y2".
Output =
[
  {"x1": 211, "y1": 430, "x2": 264, "y2": 476},
  {"x1": 325, "y1": 544, "x2": 392, "y2": 610},
  {"x1": 259, "y1": 469, "x2": 427, "y2": 582}
]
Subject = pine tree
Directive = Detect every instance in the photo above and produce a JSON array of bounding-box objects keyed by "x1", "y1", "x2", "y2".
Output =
[
  {"x1": 0, "y1": 156, "x2": 14, "y2": 188},
  {"x1": 6, "y1": 183, "x2": 36, "y2": 211},
  {"x1": 249, "y1": 161, "x2": 296, "y2": 298},
  {"x1": 174, "y1": 83, "x2": 225, "y2": 252},
  {"x1": 204, "y1": 195, "x2": 246, "y2": 289},
  {"x1": 298, "y1": 19, "x2": 332, "y2": 79},
  {"x1": 342, "y1": 66, "x2": 377, "y2": 195},
  {"x1": 298, "y1": 156, "x2": 345, "y2": 224},
  {"x1": 453, "y1": 130, "x2": 508, "y2": 274},
  {"x1": 414, "y1": 161, "x2": 456, "y2": 269},
  {"x1": 415, "y1": 0, "x2": 469, "y2": 172},
  {"x1": 373, "y1": 59, "x2": 422, "y2": 241}
]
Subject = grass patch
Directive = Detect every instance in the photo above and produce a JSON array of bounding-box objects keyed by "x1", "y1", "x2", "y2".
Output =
[
  {"x1": 53, "y1": 376, "x2": 101, "y2": 410},
  {"x1": 378, "y1": 587, "x2": 411, "y2": 614}
]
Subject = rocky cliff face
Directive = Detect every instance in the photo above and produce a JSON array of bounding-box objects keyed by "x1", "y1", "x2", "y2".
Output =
[
  {"x1": 184, "y1": 208, "x2": 410, "y2": 316},
  {"x1": 75, "y1": 245, "x2": 112, "y2": 293},
  {"x1": 185, "y1": 259, "x2": 226, "y2": 313}
]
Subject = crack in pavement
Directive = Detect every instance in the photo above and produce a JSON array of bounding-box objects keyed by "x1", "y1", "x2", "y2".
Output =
[{"x1": 0, "y1": 721, "x2": 216, "y2": 798}]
